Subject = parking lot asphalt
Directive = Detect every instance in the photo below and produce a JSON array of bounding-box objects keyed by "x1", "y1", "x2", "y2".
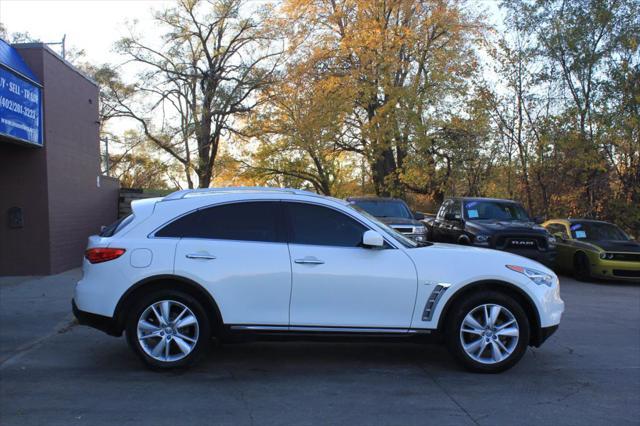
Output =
[{"x1": 0, "y1": 270, "x2": 638, "y2": 426}]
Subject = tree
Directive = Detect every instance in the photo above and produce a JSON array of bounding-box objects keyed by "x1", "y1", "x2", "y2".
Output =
[
  {"x1": 110, "y1": 151, "x2": 173, "y2": 189},
  {"x1": 496, "y1": 0, "x2": 639, "y2": 233},
  {"x1": 598, "y1": 29, "x2": 640, "y2": 234},
  {"x1": 106, "y1": 130, "x2": 182, "y2": 189},
  {"x1": 481, "y1": 16, "x2": 550, "y2": 214},
  {"x1": 242, "y1": 64, "x2": 357, "y2": 196},
  {"x1": 282, "y1": 0, "x2": 484, "y2": 196},
  {"x1": 503, "y1": 0, "x2": 639, "y2": 215},
  {"x1": 112, "y1": 0, "x2": 284, "y2": 188}
]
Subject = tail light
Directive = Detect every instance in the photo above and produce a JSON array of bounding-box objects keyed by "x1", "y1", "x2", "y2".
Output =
[{"x1": 85, "y1": 248, "x2": 126, "y2": 264}]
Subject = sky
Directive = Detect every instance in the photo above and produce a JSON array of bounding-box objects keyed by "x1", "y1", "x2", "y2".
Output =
[
  {"x1": 1, "y1": 0, "x2": 502, "y2": 66},
  {"x1": 0, "y1": 0, "x2": 175, "y2": 65}
]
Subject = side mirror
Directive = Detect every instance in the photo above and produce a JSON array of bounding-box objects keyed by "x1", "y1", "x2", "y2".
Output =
[
  {"x1": 363, "y1": 230, "x2": 384, "y2": 248},
  {"x1": 444, "y1": 213, "x2": 462, "y2": 221},
  {"x1": 414, "y1": 211, "x2": 425, "y2": 221}
]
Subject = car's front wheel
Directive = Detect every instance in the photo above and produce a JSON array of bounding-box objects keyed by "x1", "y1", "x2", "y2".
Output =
[
  {"x1": 573, "y1": 252, "x2": 592, "y2": 281},
  {"x1": 445, "y1": 291, "x2": 530, "y2": 373},
  {"x1": 126, "y1": 290, "x2": 211, "y2": 369}
]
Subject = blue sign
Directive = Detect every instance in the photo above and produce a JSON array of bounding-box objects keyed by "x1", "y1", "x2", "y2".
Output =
[{"x1": 0, "y1": 65, "x2": 42, "y2": 146}]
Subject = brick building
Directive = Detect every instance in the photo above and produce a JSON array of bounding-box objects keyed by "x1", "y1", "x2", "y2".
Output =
[{"x1": 0, "y1": 40, "x2": 119, "y2": 275}]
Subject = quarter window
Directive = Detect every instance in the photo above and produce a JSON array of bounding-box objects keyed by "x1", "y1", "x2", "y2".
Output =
[
  {"x1": 155, "y1": 201, "x2": 282, "y2": 242},
  {"x1": 100, "y1": 214, "x2": 134, "y2": 237},
  {"x1": 286, "y1": 203, "x2": 368, "y2": 247}
]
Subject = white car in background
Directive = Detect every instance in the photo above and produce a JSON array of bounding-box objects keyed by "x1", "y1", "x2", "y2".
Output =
[{"x1": 73, "y1": 187, "x2": 564, "y2": 373}]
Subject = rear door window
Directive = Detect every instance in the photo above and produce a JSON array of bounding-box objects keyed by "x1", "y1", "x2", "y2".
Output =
[{"x1": 155, "y1": 201, "x2": 284, "y2": 243}]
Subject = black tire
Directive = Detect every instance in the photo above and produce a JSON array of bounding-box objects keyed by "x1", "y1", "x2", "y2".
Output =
[
  {"x1": 125, "y1": 290, "x2": 211, "y2": 370},
  {"x1": 458, "y1": 236, "x2": 470, "y2": 245},
  {"x1": 445, "y1": 291, "x2": 530, "y2": 373},
  {"x1": 573, "y1": 252, "x2": 592, "y2": 282}
]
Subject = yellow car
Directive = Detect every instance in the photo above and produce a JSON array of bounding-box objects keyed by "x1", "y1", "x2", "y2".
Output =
[{"x1": 542, "y1": 219, "x2": 640, "y2": 282}]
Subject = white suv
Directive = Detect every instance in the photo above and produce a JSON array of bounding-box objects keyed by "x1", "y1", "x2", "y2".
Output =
[{"x1": 73, "y1": 188, "x2": 564, "y2": 373}]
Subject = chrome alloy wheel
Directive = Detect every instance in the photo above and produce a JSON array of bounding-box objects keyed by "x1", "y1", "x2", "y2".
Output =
[
  {"x1": 137, "y1": 300, "x2": 199, "y2": 362},
  {"x1": 459, "y1": 303, "x2": 519, "y2": 364}
]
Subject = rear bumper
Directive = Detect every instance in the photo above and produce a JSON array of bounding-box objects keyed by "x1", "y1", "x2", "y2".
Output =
[{"x1": 72, "y1": 299, "x2": 122, "y2": 337}]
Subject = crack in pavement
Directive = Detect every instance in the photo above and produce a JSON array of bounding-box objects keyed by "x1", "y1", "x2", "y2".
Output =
[
  {"x1": 0, "y1": 316, "x2": 77, "y2": 368},
  {"x1": 534, "y1": 381, "x2": 591, "y2": 406}
]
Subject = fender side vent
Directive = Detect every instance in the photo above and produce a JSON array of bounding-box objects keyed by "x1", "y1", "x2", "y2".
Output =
[{"x1": 422, "y1": 284, "x2": 449, "y2": 321}]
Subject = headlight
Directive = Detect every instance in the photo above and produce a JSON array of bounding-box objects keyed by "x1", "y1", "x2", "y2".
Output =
[
  {"x1": 547, "y1": 235, "x2": 557, "y2": 246},
  {"x1": 599, "y1": 252, "x2": 614, "y2": 260},
  {"x1": 506, "y1": 265, "x2": 554, "y2": 287},
  {"x1": 414, "y1": 226, "x2": 426, "y2": 234}
]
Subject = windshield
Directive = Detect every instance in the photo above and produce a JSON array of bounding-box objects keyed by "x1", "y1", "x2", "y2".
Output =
[
  {"x1": 570, "y1": 222, "x2": 630, "y2": 241},
  {"x1": 348, "y1": 204, "x2": 421, "y2": 248},
  {"x1": 463, "y1": 200, "x2": 530, "y2": 221},
  {"x1": 350, "y1": 199, "x2": 412, "y2": 219}
]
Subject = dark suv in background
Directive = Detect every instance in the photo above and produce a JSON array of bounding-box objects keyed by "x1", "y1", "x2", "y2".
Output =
[
  {"x1": 424, "y1": 197, "x2": 557, "y2": 266},
  {"x1": 347, "y1": 197, "x2": 428, "y2": 242}
]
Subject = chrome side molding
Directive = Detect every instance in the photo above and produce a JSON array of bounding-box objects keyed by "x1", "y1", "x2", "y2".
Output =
[{"x1": 228, "y1": 325, "x2": 434, "y2": 334}]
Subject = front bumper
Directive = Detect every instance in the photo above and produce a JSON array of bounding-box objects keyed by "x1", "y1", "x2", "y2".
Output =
[
  {"x1": 590, "y1": 259, "x2": 640, "y2": 281},
  {"x1": 531, "y1": 325, "x2": 559, "y2": 347},
  {"x1": 72, "y1": 299, "x2": 121, "y2": 336}
]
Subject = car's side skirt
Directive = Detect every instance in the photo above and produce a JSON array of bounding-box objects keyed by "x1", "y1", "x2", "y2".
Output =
[{"x1": 224, "y1": 324, "x2": 438, "y2": 343}]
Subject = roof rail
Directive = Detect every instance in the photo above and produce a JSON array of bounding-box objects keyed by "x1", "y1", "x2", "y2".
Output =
[{"x1": 161, "y1": 186, "x2": 322, "y2": 201}]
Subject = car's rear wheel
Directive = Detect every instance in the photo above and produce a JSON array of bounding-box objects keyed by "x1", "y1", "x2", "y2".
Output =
[
  {"x1": 126, "y1": 290, "x2": 211, "y2": 369},
  {"x1": 445, "y1": 291, "x2": 529, "y2": 373},
  {"x1": 573, "y1": 253, "x2": 592, "y2": 281}
]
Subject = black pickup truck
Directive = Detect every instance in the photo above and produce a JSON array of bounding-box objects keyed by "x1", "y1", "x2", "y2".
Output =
[{"x1": 424, "y1": 197, "x2": 557, "y2": 267}]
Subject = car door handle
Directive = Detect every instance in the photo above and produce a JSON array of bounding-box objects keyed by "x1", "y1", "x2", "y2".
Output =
[
  {"x1": 294, "y1": 257, "x2": 324, "y2": 265},
  {"x1": 185, "y1": 253, "x2": 216, "y2": 260}
]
